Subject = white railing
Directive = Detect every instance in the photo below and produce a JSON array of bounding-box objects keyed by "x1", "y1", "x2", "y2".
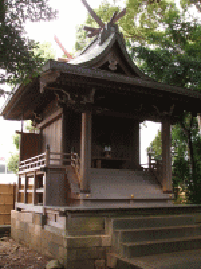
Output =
[
  {"x1": 19, "y1": 147, "x2": 80, "y2": 173},
  {"x1": 141, "y1": 159, "x2": 163, "y2": 186},
  {"x1": 71, "y1": 152, "x2": 80, "y2": 176}
]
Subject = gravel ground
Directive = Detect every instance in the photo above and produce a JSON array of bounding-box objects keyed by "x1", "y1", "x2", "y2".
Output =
[{"x1": 0, "y1": 237, "x2": 53, "y2": 269}]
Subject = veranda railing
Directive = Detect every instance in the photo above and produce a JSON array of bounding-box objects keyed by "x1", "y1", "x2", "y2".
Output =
[{"x1": 19, "y1": 146, "x2": 80, "y2": 174}]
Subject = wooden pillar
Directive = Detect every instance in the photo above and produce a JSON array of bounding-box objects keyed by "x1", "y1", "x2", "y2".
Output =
[
  {"x1": 24, "y1": 174, "x2": 28, "y2": 203},
  {"x1": 19, "y1": 115, "x2": 24, "y2": 162},
  {"x1": 62, "y1": 108, "x2": 71, "y2": 154},
  {"x1": 46, "y1": 145, "x2": 50, "y2": 166},
  {"x1": 162, "y1": 119, "x2": 173, "y2": 193},
  {"x1": 43, "y1": 173, "x2": 47, "y2": 206},
  {"x1": 16, "y1": 175, "x2": 21, "y2": 204},
  {"x1": 80, "y1": 112, "x2": 91, "y2": 192},
  {"x1": 130, "y1": 121, "x2": 140, "y2": 169}
]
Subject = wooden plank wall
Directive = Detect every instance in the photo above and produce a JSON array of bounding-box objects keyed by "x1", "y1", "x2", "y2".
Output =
[
  {"x1": 0, "y1": 184, "x2": 16, "y2": 225},
  {"x1": 42, "y1": 117, "x2": 62, "y2": 155},
  {"x1": 20, "y1": 133, "x2": 40, "y2": 161}
]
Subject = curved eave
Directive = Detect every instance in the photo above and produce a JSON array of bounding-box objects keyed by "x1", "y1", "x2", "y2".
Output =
[
  {"x1": 69, "y1": 31, "x2": 116, "y2": 66},
  {"x1": 42, "y1": 60, "x2": 201, "y2": 101},
  {"x1": 0, "y1": 78, "x2": 40, "y2": 120},
  {"x1": 68, "y1": 28, "x2": 152, "y2": 80}
]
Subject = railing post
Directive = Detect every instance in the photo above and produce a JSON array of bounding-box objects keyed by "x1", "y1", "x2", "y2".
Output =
[
  {"x1": 149, "y1": 153, "x2": 151, "y2": 170},
  {"x1": 71, "y1": 147, "x2": 75, "y2": 167},
  {"x1": 43, "y1": 173, "x2": 47, "y2": 206},
  {"x1": 24, "y1": 173, "x2": 28, "y2": 204},
  {"x1": 32, "y1": 171, "x2": 36, "y2": 205},
  {"x1": 46, "y1": 144, "x2": 50, "y2": 167}
]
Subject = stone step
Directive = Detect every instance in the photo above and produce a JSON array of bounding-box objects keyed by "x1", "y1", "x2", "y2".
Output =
[
  {"x1": 121, "y1": 235, "x2": 201, "y2": 258},
  {"x1": 112, "y1": 215, "x2": 195, "y2": 230},
  {"x1": 113, "y1": 225, "x2": 201, "y2": 252},
  {"x1": 107, "y1": 250, "x2": 201, "y2": 269}
]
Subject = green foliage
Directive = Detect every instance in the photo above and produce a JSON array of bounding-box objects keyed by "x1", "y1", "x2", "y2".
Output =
[
  {"x1": 7, "y1": 153, "x2": 19, "y2": 174},
  {"x1": 0, "y1": 0, "x2": 57, "y2": 88},
  {"x1": 146, "y1": 130, "x2": 162, "y2": 160},
  {"x1": 12, "y1": 134, "x2": 20, "y2": 150},
  {"x1": 33, "y1": 42, "x2": 56, "y2": 62}
]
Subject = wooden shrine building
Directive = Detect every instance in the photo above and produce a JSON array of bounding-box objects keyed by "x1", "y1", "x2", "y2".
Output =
[
  {"x1": 2, "y1": 4, "x2": 201, "y2": 268},
  {"x1": 2, "y1": 20, "x2": 201, "y2": 208}
]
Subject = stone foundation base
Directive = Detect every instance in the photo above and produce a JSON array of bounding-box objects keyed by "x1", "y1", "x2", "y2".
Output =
[{"x1": 11, "y1": 210, "x2": 111, "y2": 269}]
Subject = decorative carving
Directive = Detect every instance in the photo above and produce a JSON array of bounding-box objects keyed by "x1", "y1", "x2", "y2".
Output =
[
  {"x1": 40, "y1": 71, "x2": 60, "y2": 94},
  {"x1": 109, "y1": 60, "x2": 118, "y2": 71},
  {"x1": 47, "y1": 87, "x2": 96, "y2": 107},
  {"x1": 106, "y1": 52, "x2": 118, "y2": 71},
  {"x1": 153, "y1": 104, "x2": 175, "y2": 118},
  {"x1": 32, "y1": 112, "x2": 43, "y2": 126}
]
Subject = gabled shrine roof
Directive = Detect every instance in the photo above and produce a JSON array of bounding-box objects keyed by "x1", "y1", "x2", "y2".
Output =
[
  {"x1": 1, "y1": 22, "x2": 201, "y2": 123},
  {"x1": 67, "y1": 23, "x2": 150, "y2": 79}
]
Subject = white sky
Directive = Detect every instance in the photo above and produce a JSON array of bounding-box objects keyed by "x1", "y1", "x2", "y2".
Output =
[{"x1": 0, "y1": 0, "x2": 161, "y2": 165}]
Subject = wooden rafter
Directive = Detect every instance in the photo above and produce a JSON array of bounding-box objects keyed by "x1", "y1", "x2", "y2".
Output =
[
  {"x1": 112, "y1": 8, "x2": 126, "y2": 23},
  {"x1": 81, "y1": 0, "x2": 105, "y2": 28}
]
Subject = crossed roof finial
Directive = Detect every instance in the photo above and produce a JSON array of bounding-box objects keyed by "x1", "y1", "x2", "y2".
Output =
[{"x1": 81, "y1": 0, "x2": 126, "y2": 38}]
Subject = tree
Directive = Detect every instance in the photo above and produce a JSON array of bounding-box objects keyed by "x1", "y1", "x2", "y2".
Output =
[
  {"x1": 6, "y1": 39, "x2": 55, "y2": 174},
  {"x1": 7, "y1": 133, "x2": 19, "y2": 174},
  {"x1": 0, "y1": 0, "x2": 57, "y2": 89},
  {"x1": 146, "y1": 130, "x2": 162, "y2": 161}
]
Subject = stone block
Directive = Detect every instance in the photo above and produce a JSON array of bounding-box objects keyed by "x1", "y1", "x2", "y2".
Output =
[
  {"x1": 51, "y1": 232, "x2": 63, "y2": 246},
  {"x1": 66, "y1": 235, "x2": 102, "y2": 248},
  {"x1": 106, "y1": 253, "x2": 118, "y2": 269},
  {"x1": 66, "y1": 259, "x2": 95, "y2": 269},
  {"x1": 73, "y1": 247, "x2": 106, "y2": 261},
  {"x1": 11, "y1": 226, "x2": 19, "y2": 241},
  {"x1": 11, "y1": 218, "x2": 16, "y2": 230},
  {"x1": 48, "y1": 241, "x2": 60, "y2": 258},
  {"x1": 28, "y1": 223, "x2": 35, "y2": 236},
  {"x1": 42, "y1": 230, "x2": 52, "y2": 250},
  {"x1": 95, "y1": 259, "x2": 106, "y2": 269},
  {"x1": 23, "y1": 212, "x2": 33, "y2": 223},
  {"x1": 58, "y1": 246, "x2": 64, "y2": 264},
  {"x1": 35, "y1": 225, "x2": 41, "y2": 236},
  {"x1": 15, "y1": 220, "x2": 20, "y2": 230},
  {"x1": 66, "y1": 249, "x2": 76, "y2": 261},
  {"x1": 67, "y1": 217, "x2": 104, "y2": 233},
  {"x1": 33, "y1": 213, "x2": 46, "y2": 226},
  {"x1": 101, "y1": 236, "x2": 111, "y2": 247},
  {"x1": 11, "y1": 210, "x2": 19, "y2": 221}
]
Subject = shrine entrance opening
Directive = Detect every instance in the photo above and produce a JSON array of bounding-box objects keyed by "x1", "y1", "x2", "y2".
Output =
[
  {"x1": 140, "y1": 121, "x2": 161, "y2": 169},
  {"x1": 91, "y1": 114, "x2": 140, "y2": 170}
]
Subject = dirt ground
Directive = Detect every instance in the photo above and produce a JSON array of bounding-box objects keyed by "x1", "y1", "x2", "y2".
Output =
[{"x1": 0, "y1": 236, "x2": 53, "y2": 269}]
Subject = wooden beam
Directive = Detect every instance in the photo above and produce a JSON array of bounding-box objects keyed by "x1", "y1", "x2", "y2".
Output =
[
  {"x1": 37, "y1": 108, "x2": 63, "y2": 129},
  {"x1": 113, "y1": 8, "x2": 126, "y2": 23},
  {"x1": 81, "y1": 0, "x2": 105, "y2": 28}
]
